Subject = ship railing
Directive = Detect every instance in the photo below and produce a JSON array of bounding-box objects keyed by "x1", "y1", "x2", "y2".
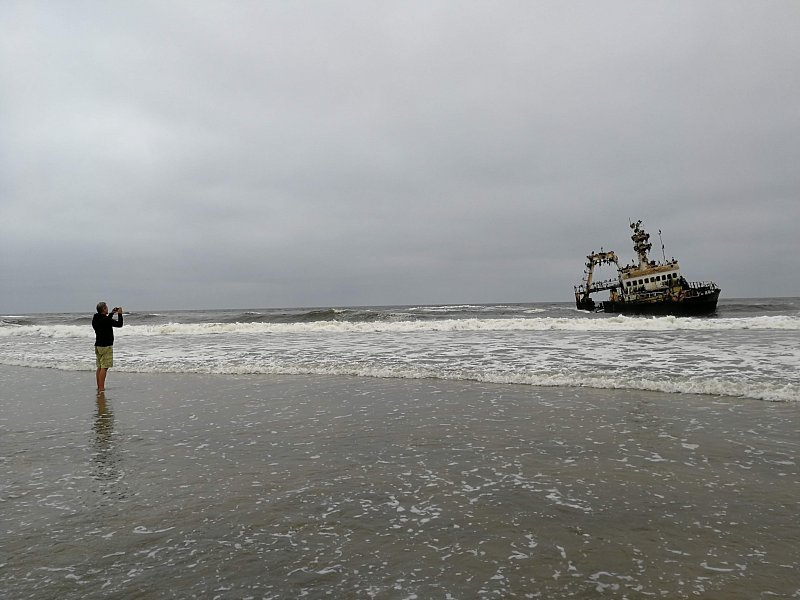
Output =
[
  {"x1": 688, "y1": 281, "x2": 718, "y2": 290},
  {"x1": 587, "y1": 278, "x2": 619, "y2": 293},
  {"x1": 575, "y1": 278, "x2": 620, "y2": 295}
]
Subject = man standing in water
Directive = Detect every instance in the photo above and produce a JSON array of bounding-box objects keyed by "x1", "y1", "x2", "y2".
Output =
[{"x1": 93, "y1": 301, "x2": 123, "y2": 392}]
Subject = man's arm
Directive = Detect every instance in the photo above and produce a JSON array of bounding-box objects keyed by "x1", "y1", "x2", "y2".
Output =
[{"x1": 113, "y1": 307, "x2": 124, "y2": 327}]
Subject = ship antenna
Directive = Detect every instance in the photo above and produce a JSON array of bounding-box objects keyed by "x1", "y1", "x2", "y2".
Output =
[{"x1": 658, "y1": 229, "x2": 666, "y2": 262}]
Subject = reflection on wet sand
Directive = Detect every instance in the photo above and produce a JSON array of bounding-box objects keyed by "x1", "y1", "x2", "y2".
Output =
[
  {"x1": 3, "y1": 365, "x2": 798, "y2": 600},
  {"x1": 92, "y1": 393, "x2": 123, "y2": 492}
]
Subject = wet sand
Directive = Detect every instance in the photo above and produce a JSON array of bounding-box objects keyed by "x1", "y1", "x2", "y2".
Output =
[{"x1": 1, "y1": 365, "x2": 799, "y2": 599}]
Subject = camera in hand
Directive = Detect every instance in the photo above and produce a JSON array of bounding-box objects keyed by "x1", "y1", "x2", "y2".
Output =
[{"x1": 113, "y1": 307, "x2": 121, "y2": 313}]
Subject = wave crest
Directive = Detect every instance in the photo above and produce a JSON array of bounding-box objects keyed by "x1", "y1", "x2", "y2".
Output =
[
  {"x1": 2, "y1": 357, "x2": 795, "y2": 402},
  {"x1": 3, "y1": 315, "x2": 799, "y2": 338}
]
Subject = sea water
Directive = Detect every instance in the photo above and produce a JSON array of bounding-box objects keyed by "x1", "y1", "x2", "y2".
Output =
[
  {"x1": 1, "y1": 298, "x2": 799, "y2": 598},
  {"x1": 1, "y1": 298, "x2": 798, "y2": 402}
]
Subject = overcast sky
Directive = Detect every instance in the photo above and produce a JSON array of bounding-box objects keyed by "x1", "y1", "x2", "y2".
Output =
[{"x1": 2, "y1": 1, "x2": 799, "y2": 313}]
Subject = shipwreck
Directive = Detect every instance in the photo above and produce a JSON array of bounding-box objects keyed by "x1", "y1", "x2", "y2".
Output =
[{"x1": 574, "y1": 220, "x2": 720, "y2": 315}]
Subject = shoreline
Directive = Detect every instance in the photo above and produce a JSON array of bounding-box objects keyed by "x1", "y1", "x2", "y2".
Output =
[
  {"x1": 2, "y1": 364, "x2": 799, "y2": 598},
  {"x1": 2, "y1": 360, "x2": 796, "y2": 404}
]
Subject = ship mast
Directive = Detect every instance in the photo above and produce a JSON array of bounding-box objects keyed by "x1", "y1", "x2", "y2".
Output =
[{"x1": 630, "y1": 220, "x2": 652, "y2": 268}]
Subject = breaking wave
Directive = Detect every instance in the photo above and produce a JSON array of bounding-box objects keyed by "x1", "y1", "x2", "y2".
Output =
[
  {"x1": 3, "y1": 315, "x2": 799, "y2": 339},
  {"x1": 3, "y1": 300, "x2": 797, "y2": 403},
  {"x1": 2, "y1": 355, "x2": 796, "y2": 403}
]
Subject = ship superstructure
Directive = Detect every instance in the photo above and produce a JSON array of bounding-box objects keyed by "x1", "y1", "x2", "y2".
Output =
[{"x1": 574, "y1": 220, "x2": 720, "y2": 315}]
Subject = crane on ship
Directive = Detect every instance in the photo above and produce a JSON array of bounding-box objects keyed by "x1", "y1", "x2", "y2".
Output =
[{"x1": 574, "y1": 249, "x2": 620, "y2": 311}]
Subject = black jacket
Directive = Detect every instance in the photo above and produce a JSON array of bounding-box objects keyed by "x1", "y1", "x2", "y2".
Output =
[{"x1": 92, "y1": 312, "x2": 123, "y2": 347}]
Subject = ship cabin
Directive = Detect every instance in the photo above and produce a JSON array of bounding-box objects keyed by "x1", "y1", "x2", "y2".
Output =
[{"x1": 619, "y1": 261, "x2": 682, "y2": 299}]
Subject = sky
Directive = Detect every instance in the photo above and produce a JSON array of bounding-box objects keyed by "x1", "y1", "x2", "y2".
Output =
[{"x1": 2, "y1": 1, "x2": 799, "y2": 313}]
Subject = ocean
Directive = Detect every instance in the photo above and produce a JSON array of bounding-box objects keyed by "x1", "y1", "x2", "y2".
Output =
[
  {"x1": 2, "y1": 298, "x2": 798, "y2": 402},
  {"x1": 2, "y1": 298, "x2": 799, "y2": 598}
]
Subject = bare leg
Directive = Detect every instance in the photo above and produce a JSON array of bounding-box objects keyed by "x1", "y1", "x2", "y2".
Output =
[{"x1": 96, "y1": 368, "x2": 108, "y2": 391}]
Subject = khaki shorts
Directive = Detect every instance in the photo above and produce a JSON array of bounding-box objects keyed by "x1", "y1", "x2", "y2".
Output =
[{"x1": 95, "y1": 346, "x2": 114, "y2": 369}]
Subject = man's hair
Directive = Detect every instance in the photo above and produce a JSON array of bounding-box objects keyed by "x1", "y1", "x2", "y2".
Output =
[{"x1": 96, "y1": 301, "x2": 107, "y2": 313}]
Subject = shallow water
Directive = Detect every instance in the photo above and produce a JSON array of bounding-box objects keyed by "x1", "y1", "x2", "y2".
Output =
[{"x1": 1, "y1": 366, "x2": 799, "y2": 598}]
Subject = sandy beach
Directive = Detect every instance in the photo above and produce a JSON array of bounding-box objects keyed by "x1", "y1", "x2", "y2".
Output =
[{"x1": 2, "y1": 364, "x2": 798, "y2": 598}]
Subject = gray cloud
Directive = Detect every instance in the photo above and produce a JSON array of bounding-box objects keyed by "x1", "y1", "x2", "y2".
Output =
[{"x1": 2, "y1": 1, "x2": 799, "y2": 312}]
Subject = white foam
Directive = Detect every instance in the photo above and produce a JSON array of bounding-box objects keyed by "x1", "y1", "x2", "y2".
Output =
[
  {"x1": 5, "y1": 353, "x2": 794, "y2": 402},
  {"x1": 3, "y1": 309, "x2": 797, "y2": 404},
  {"x1": 3, "y1": 315, "x2": 798, "y2": 339},
  {"x1": 0, "y1": 324, "x2": 93, "y2": 338}
]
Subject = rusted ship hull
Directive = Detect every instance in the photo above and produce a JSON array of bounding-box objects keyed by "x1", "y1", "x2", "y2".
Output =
[{"x1": 601, "y1": 287, "x2": 720, "y2": 315}]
